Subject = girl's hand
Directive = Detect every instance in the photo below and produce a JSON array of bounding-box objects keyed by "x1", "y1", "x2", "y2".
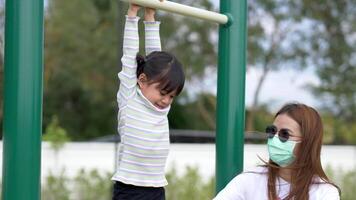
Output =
[
  {"x1": 144, "y1": 7, "x2": 155, "y2": 22},
  {"x1": 145, "y1": 0, "x2": 164, "y2": 22},
  {"x1": 128, "y1": 4, "x2": 141, "y2": 17}
]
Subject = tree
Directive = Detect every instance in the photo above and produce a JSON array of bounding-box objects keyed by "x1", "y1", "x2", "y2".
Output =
[
  {"x1": 246, "y1": 0, "x2": 310, "y2": 131},
  {"x1": 300, "y1": 0, "x2": 356, "y2": 122},
  {"x1": 158, "y1": 0, "x2": 218, "y2": 79},
  {"x1": 44, "y1": 0, "x2": 121, "y2": 140},
  {"x1": 157, "y1": 0, "x2": 218, "y2": 132},
  {"x1": 42, "y1": 115, "x2": 70, "y2": 174},
  {"x1": 44, "y1": 0, "x2": 218, "y2": 140},
  {"x1": 169, "y1": 93, "x2": 216, "y2": 130}
]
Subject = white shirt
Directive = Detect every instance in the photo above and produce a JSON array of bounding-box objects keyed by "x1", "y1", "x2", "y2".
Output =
[{"x1": 214, "y1": 167, "x2": 340, "y2": 200}]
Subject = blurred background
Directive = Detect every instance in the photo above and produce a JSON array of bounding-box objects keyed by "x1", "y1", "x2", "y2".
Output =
[{"x1": 0, "y1": 0, "x2": 355, "y2": 199}]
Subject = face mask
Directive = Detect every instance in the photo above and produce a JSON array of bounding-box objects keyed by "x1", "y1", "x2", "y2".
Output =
[{"x1": 267, "y1": 136, "x2": 300, "y2": 167}]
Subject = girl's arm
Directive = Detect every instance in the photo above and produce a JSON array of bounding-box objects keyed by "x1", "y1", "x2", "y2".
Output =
[
  {"x1": 118, "y1": 5, "x2": 140, "y2": 104},
  {"x1": 144, "y1": 7, "x2": 162, "y2": 55}
]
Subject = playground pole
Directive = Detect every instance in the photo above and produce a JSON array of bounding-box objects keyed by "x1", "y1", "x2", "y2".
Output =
[
  {"x1": 2, "y1": 0, "x2": 44, "y2": 199},
  {"x1": 216, "y1": 0, "x2": 247, "y2": 193}
]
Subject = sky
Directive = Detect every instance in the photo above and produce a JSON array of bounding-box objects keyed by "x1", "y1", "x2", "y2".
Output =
[{"x1": 245, "y1": 68, "x2": 320, "y2": 110}]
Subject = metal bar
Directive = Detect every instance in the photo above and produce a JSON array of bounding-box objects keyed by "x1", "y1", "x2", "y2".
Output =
[
  {"x1": 2, "y1": 0, "x2": 44, "y2": 199},
  {"x1": 121, "y1": 0, "x2": 228, "y2": 24},
  {"x1": 216, "y1": 0, "x2": 247, "y2": 193}
]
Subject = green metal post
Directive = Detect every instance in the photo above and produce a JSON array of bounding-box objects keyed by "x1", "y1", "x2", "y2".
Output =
[
  {"x1": 2, "y1": 0, "x2": 44, "y2": 199},
  {"x1": 216, "y1": 0, "x2": 247, "y2": 193}
]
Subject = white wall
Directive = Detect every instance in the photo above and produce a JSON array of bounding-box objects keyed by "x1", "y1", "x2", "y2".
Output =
[{"x1": 0, "y1": 142, "x2": 355, "y2": 181}]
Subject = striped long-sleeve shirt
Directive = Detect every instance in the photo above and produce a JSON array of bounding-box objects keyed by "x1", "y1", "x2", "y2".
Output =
[{"x1": 111, "y1": 16, "x2": 170, "y2": 187}]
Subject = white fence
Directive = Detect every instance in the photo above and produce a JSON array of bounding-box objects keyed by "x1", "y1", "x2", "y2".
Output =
[{"x1": 0, "y1": 142, "x2": 355, "y2": 181}]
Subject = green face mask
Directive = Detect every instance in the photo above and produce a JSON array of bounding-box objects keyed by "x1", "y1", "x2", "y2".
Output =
[{"x1": 267, "y1": 136, "x2": 300, "y2": 167}]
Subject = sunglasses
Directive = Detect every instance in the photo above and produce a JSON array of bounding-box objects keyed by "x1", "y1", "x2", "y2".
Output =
[{"x1": 265, "y1": 125, "x2": 300, "y2": 143}]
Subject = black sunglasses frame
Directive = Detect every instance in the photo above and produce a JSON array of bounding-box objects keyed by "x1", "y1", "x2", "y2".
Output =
[{"x1": 265, "y1": 125, "x2": 293, "y2": 143}]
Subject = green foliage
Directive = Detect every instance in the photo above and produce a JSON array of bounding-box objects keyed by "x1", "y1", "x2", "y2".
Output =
[
  {"x1": 247, "y1": 105, "x2": 273, "y2": 132},
  {"x1": 40, "y1": 166, "x2": 356, "y2": 199},
  {"x1": 322, "y1": 114, "x2": 338, "y2": 144},
  {"x1": 44, "y1": 0, "x2": 121, "y2": 140},
  {"x1": 301, "y1": 0, "x2": 356, "y2": 122},
  {"x1": 72, "y1": 169, "x2": 112, "y2": 200},
  {"x1": 246, "y1": 0, "x2": 312, "y2": 131},
  {"x1": 159, "y1": 0, "x2": 218, "y2": 79},
  {"x1": 169, "y1": 93, "x2": 216, "y2": 130},
  {"x1": 248, "y1": 1, "x2": 310, "y2": 71},
  {"x1": 41, "y1": 166, "x2": 214, "y2": 200},
  {"x1": 170, "y1": 96, "x2": 356, "y2": 145},
  {"x1": 166, "y1": 166, "x2": 215, "y2": 200},
  {"x1": 339, "y1": 170, "x2": 356, "y2": 200},
  {"x1": 42, "y1": 170, "x2": 71, "y2": 200},
  {"x1": 40, "y1": 165, "x2": 356, "y2": 200},
  {"x1": 321, "y1": 112, "x2": 356, "y2": 145},
  {"x1": 42, "y1": 169, "x2": 112, "y2": 200},
  {"x1": 325, "y1": 166, "x2": 356, "y2": 200},
  {"x1": 1, "y1": 0, "x2": 354, "y2": 145},
  {"x1": 42, "y1": 116, "x2": 70, "y2": 152},
  {"x1": 43, "y1": 0, "x2": 217, "y2": 140}
]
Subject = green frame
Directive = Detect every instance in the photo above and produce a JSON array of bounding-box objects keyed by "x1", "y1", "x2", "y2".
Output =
[
  {"x1": 2, "y1": 0, "x2": 44, "y2": 199},
  {"x1": 216, "y1": 0, "x2": 247, "y2": 192},
  {"x1": 2, "y1": 0, "x2": 247, "y2": 198}
]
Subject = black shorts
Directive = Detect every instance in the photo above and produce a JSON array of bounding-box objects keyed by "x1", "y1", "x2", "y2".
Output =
[{"x1": 112, "y1": 181, "x2": 165, "y2": 200}]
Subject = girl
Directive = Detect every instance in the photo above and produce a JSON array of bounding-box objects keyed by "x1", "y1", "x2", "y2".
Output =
[
  {"x1": 111, "y1": 2, "x2": 185, "y2": 200},
  {"x1": 214, "y1": 103, "x2": 340, "y2": 200}
]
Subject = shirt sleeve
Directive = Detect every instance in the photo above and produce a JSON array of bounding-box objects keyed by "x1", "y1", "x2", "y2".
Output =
[
  {"x1": 213, "y1": 175, "x2": 245, "y2": 200},
  {"x1": 117, "y1": 16, "x2": 140, "y2": 107},
  {"x1": 144, "y1": 21, "x2": 161, "y2": 55},
  {"x1": 318, "y1": 185, "x2": 340, "y2": 200}
]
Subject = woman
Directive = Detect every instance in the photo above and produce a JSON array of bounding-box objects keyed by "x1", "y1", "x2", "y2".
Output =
[{"x1": 214, "y1": 103, "x2": 340, "y2": 200}]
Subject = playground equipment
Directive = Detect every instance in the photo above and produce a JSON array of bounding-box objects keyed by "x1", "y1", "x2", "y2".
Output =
[
  {"x1": 121, "y1": 0, "x2": 229, "y2": 24},
  {"x1": 2, "y1": 1, "x2": 43, "y2": 200},
  {"x1": 2, "y1": 0, "x2": 246, "y2": 199}
]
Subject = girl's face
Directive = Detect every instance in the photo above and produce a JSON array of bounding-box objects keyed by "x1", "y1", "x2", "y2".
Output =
[{"x1": 138, "y1": 74, "x2": 176, "y2": 109}]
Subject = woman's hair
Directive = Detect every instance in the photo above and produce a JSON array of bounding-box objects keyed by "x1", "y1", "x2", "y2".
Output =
[
  {"x1": 266, "y1": 103, "x2": 340, "y2": 200},
  {"x1": 136, "y1": 51, "x2": 185, "y2": 96}
]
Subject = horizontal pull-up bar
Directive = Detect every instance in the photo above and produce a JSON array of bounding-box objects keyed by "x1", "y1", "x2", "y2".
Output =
[{"x1": 121, "y1": 0, "x2": 229, "y2": 24}]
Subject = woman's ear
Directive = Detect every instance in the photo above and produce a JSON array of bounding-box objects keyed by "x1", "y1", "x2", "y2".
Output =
[{"x1": 137, "y1": 73, "x2": 148, "y2": 88}]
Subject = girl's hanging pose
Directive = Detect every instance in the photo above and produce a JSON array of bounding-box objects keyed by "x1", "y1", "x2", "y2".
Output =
[{"x1": 112, "y1": 2, "x2": 185, "y2": 200}]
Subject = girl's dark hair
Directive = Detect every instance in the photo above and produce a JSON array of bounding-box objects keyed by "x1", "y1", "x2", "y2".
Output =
[{"x1": 136, "y1": 51, "x2": 185, "y2": 96}]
